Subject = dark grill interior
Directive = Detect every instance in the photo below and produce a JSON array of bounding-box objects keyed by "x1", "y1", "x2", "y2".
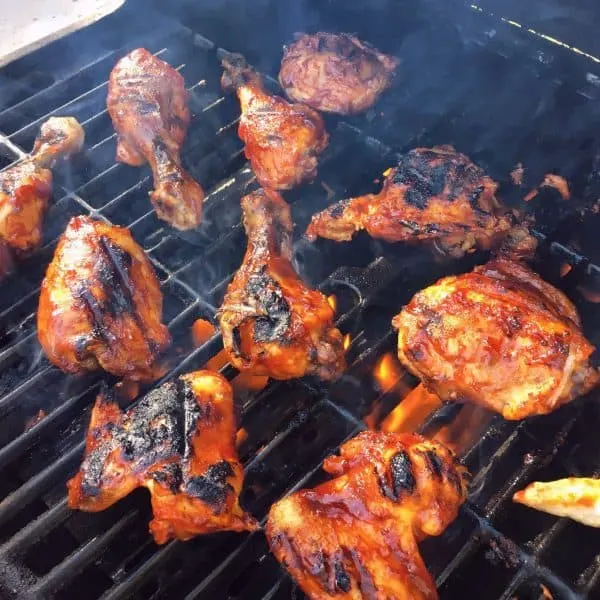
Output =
[{"x1": 0, "y1": 0, "x2": 599, "y2": 598}]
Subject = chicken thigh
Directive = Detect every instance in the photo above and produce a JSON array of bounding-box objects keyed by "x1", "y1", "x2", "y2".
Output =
[{"x1": 38, "y1": 216, "x2": 171, "y2": 380}]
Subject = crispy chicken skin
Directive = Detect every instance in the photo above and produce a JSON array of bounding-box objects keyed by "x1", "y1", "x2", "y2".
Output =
[
  {"x1": 221, "y1": 53, "x2": 328, "y2": 191},
  {"x1": 218, "y1": 188, "x2": 345, "y2": 381},
  {"x1": 279, "y1": 33, "x2": 399, "y2": 115},
  {"x1": 393, "y1": 259, "x2": 599, "y2": 420},
  {"x1": 107, "y1": 48, "x2": 204, "y2": 230},
  {"x1": 67, "y1": 370, "x2": 258, "y2": 544},
  {"x1": 38, "y1": 216, "x2": 171, "y2": 380},
  {"x1": 0, "y1": 116, "x2": 84, "y2": 257},
  {"x1": 514, "y1": 478, "x2": 600, "y2": 527},
  {"x1": 266, "y1": 431, "x2": 468, "y2": 599},
  {"x1": 306, "y1": 146, "x2": 533, "y2": 258}
]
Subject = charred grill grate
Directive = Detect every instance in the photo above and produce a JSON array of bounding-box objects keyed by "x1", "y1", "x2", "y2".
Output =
[{"x1": 0, "y1": 1, "x2": 599, "y2": 599}]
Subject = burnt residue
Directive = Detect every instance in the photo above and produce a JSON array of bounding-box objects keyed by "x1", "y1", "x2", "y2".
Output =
[
  {"x1": 79, "y1": 378, "x2": 204, "y2": 497},
  {"x1": 221, "y1": 52, "x2": 261, "y2": 91},
  {"x1": 423, "y1": 449, "x2": 444, "y2": 480},
  {"x1": 334, "y1": 560, "x2": 352, "y2": 593},
  {"x1": 390, "y1": 450, "x2": 416, "y2": 497},
  {"x1": 151, "y1": 462, "x2": 183, "y2": 493},
  {"x1": 391, "y1": 148, "x2": 491, "y2": 212},
  {"x1": 329, "y1": 199, "x2": 351, "y2": 218},
  {"x1": 245, "y1": 268, "x2": 291, "y2": 343},
  {"x1": 185, "y1": 461, "x2": 235, "y2": 511}
]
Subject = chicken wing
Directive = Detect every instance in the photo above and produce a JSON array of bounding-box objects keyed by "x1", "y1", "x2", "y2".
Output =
[
  {"x1": 279, "y1": 33, "x2": 399, "y2": 115},
  {"x1": 38, "y1": 215, "x2": 171, "y2": 380},
  {"x1": 107, "y1": 48, "x2": 204, "y2": 230},
  {"x1": 67, "y1": 370, "x2": 258, "y2": 544},
  {"x1": 393, "y1": 258, "x2": 599, "y2": 420},
  {"x1": 266, "y1": 431, "x2": 468, "y2": 599},
  {"x1": 218, "y1": 188, "x2": 345, "y2": 381},
  {"x1": 306, "y1": 145, "x2": 533, "y2": 258},
  {"x1": 514, "y1": 478, "x2": 600, "y2": 527},
  {"x1": 0, "y1": 116, "x2": 84, "y2": 260},
  {"x1": 221, "y1": 53, "x2": 328, "y2": 191}
]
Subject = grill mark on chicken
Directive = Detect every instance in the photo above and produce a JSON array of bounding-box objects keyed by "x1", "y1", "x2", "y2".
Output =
[
  {"x1": 73, "y1": 235, "x2": 145, "y2": 351},
  {"x1": 390, "y1": 450, "x2": 416, "y2": 498},
  {"x1": 151, "y1": 462, "x2": 183, "y2": 494},
  {"x1": 68, "y1": 371, "x2": 257, "y2": 543},
  {"x1": 334, "y1": 559, "x2": 352, "y2": 593},
  {"x1": 97, "y1": 236, "x2": 134, "y2": 315},
  {"x1": 79, "y1": 379, "x2": 199, "y2": 497},
  {"x1": 185, "y1": 461, "x2": 235, "y2": 511},
  {"x1": 423, "y1": 449, "x2": 444, "y2": 480},
  {"x1": 246, "y1": 270, "x2": 291, "y2": 344}
]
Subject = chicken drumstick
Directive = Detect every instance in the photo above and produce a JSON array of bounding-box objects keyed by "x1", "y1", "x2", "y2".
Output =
[
  {"x1": 218, "y1": 188, "x2": 345, "y2": 381},
  {"x1": 107, "y1": 48, "x2": 204, "y2": 230},
  {"x1": 0, "y1": 116, "x2": 84, "y2": 269},
  {"x1": 221, "y1": 53, "x2": 328, "y2": 191}
]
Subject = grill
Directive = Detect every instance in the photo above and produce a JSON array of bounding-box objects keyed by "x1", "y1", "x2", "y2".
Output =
[{"x1": 0, "y1": 0, "x2": 599, "y2": 598}]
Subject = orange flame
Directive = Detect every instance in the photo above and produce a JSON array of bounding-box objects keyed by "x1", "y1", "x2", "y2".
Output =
[
  {"x1": 192, "y1": 318, "x2": 269, "y2": 392},
  {"x1": 374, "y1": 352, "x2": 404, "y2": 392},
  {"x1": 115, "y1": 380, "x2": 140, "y2": 402},
  {"x1": 541, "y1": 174, "x2": 570, "y2": 200},
  {"x1": 24, "y1": 409, "x2": 46, "y2": 432},
  {"x1": 560, "y1": 263, "x2": 572, "y2": 278},
  {"x1": 382, "y1": 167, "x2": 393, "y2": 178},
  {"x1": 192, "y1": 318, "x2": 216, "y2": 347},
  {"x1": 381, "y1": 384, "x2": 442, "y2": 434},
  {"x1": 327, "y1": 295, "x2": 337, "y2": 313},
  {"x1": 433, "y1": 404, "x2": 493, "y2": 455},
  {"x1": 343, "y1": 333, "x2": 351, "y2": 352},
  {"x1": 523, "y1": 188, "x2": 539, "y2": 202},
  {"x1": 236, "y1": 427, "x2": 248, "y2": 447},
  {"x1": 524, "y1": 173, "x2": 570, "y2": 203},
  {"x1": 577, "y1": 285, "x2": 600, "y2": 303}
]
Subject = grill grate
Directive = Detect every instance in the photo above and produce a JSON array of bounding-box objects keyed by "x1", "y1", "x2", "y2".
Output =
[{"x1": 0, "y1": 1, "x2": 599, "y2": 599}]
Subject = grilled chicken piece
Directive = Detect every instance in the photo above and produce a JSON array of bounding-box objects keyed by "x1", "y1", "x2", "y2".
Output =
[
  {"x1": 393, "y1": 258, "x2": 599, "y2": 420},
  {"x1": 107, "y1": 48, "x2": 204, "y2": 230},
  {"x1": 0, "y1": 116, "x2": 84, "y2": 261},
  {"x1": 279, "y1": 33, "x2": 399, "y2": 115},
  {"x1": 67, "y1": 370, "x2": 258, "y2": 544},
  {"x1": 38, "y1": 216, "x2": 171, "y2": 380},
  {"x1": 218, "y1": 188, "x2": 345, "y2": 381},
  {"x1": 514, "y1": 478, "x2": 600, "y2": 527},
  {"x1": 266, "y1": 431, "x2": 468, "y2": 599},
  {"x1": 307, "y1": 146, "x2": 533, "y2": 258},
  {"x1": 221, "y1": 53, "x2": 328, "y2": 191}
]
